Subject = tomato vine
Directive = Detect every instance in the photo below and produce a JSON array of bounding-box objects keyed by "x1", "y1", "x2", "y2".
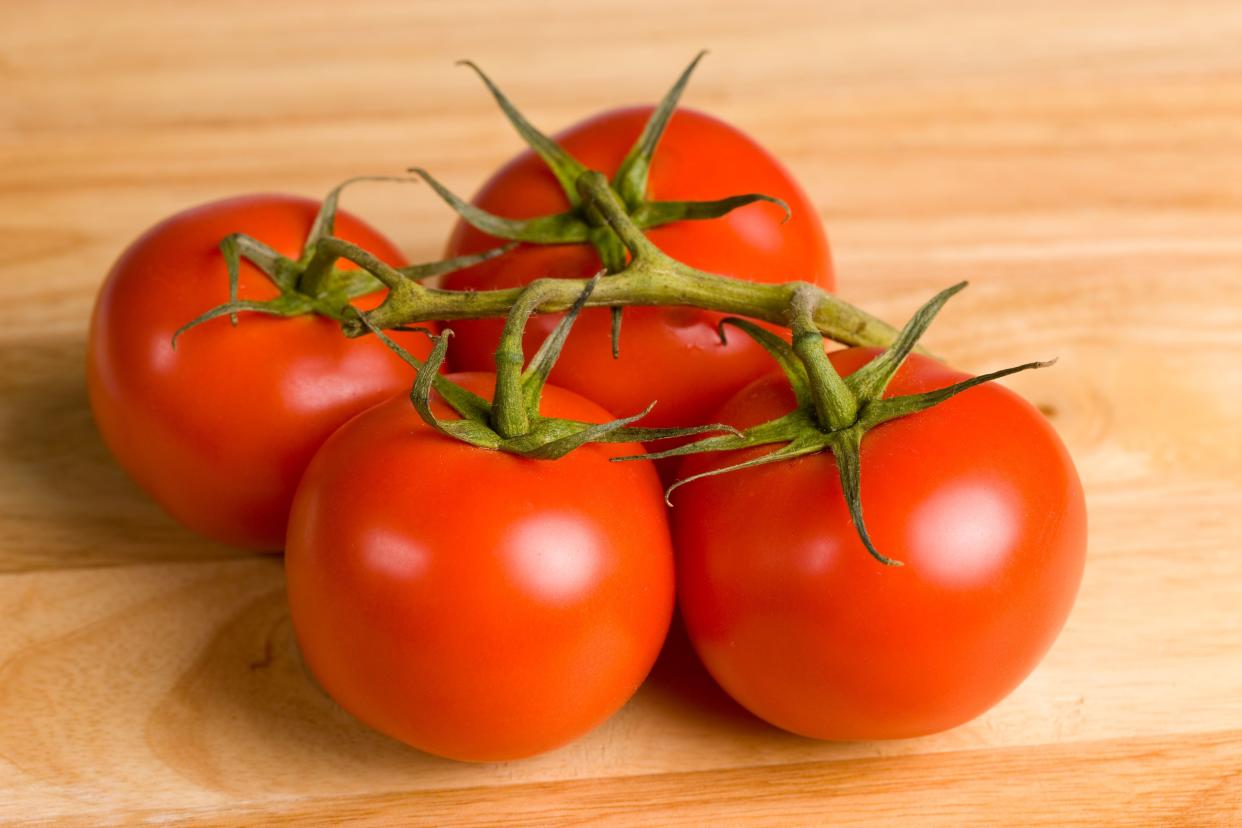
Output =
[{"x1": 183, "y1": 55, "x2": 1055, "y2": 566}]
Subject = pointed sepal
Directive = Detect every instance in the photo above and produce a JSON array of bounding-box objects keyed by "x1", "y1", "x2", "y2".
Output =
[
  {"x1": 845, "y1": 281, "x2": 967, "y2": 401},
  {"x1": 410, "y1": 167, "x2": 591, "y2": 243},
  {"x1": 861, "y1": 359, "x2": 1056, "y2": 429},
  {"x1": 459, "y1": 60, "x2": 588, "y2": 205},
  {"x1": 399, "y1": 243, "x2": 517, "y2": 282},
  {"x1": 302, "y1": 175, "x2": 417, "y2": 263},
  {"x1": 663, "y1": 436, "x2": 825, "y2": 508},
  {"x1": 522, "y1": 403, "x2": 658, "y2": 460},
  {"x1": 633, "y1": 194, "x2": 791, "y2": 229},
  {"x1": 613, "y1": 51, "x2": 707, "y2": 209},
  {"x1": 521, "y1": 273, "x2": 601, "y2": 413},
  {"x1": 171, "y1": 295, "x2": 313, "y2": 349},
  {"x1": 717, "y1": 318, "x2": 812, "y2": 408},
  {"x1": 827, "y1": 427, "x2": 901, "y2": 566},
  {"x1": 616, "y1": 410, "x2": 813, "y2": 464}
]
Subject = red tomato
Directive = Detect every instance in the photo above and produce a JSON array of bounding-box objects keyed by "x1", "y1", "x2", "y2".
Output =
[
  {"x1": 442, "y1": 107, "x2": 833, "y2": 428},
  {"x1": 87, "y1": 194, "x2": 432, "y2": 550},
  {"x1": 672, "y1": 350, "x2": 1087, "y2": 740},
  {"x1": 285, "y1": 375, "x2": 675, "y2": 761}
]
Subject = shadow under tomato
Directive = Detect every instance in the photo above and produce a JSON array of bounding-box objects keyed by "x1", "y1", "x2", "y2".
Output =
[
  {"x1": 143, "y1": 578, "x2": 464, "y2": 796},
  {"x1": 641, "y1": 609, "x2": 775, "y2": 735},
  {"x1": 0, "y1": 336, "x2": 247, "y2": 572}
]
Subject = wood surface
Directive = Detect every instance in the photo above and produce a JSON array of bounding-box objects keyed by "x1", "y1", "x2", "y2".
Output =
[{"x1": 3, "y1": 0, "x2": 1242, "y2": 824}]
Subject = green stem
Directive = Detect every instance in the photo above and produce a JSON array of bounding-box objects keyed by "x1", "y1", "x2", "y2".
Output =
[
  {"x1": 299, "y1": 237, "x2": 406, "y2": 298},
  {"x1": 349, "y1": 171, "x2": 906, "y2": 350},
  {"x1": 492, "y1": 282, "x2": 555, "y2": 438},
  {"x1": 788, "y1": 286, "x2": 857, "y2": 430}
]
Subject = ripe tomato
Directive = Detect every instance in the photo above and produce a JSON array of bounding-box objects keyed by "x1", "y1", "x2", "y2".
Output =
[
  {"x1": 285, "y1": 374, "x2": 675, "y2": 761},
  {"x1": 442, "y1": 107, "x2": 833, "y2": 428},
  {"x1": 672, "y1": 349, "x2": 1087, "y2": 740},
  {"x1": 87, "y1": 194, "x2": 433, "y2": 550}
]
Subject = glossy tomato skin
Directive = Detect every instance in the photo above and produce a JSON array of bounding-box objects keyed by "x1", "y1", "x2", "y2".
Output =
[
  {"x1": 285, "y1": 375, "x2": 675, "y2": 762},
  {"x1": 87, "y1": 195, "x2": 433, "y2": 550},
  {"x1": 673, "y1": 350, "x2": 1087, "y2": 740},
  {"x1": 442, "y1": 106, "x2": 834, "y2": 428}
]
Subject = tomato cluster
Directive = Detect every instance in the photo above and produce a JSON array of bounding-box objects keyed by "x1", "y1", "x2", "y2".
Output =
[{"x1": 86, "y1": 65, "x2": 1086, "y2": 763}]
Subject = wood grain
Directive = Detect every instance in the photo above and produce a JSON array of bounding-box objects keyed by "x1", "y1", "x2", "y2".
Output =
[{"x1": 2, "y1": 0, "x2": 1241, "y2": 824}]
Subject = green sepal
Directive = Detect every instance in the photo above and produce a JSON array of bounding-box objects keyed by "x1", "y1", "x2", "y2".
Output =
[
  {"x1": 610, "y1": 307, "x2": 624, "y2": 360},
  {"x1": 221, "y1": 234, "x2": 242, "y2": 324},
  {"x1": 400, "y1": 243, "x2": 518, "y2": 282},
  {"x1": 633, "y1": 194, "x2": 791, "y2": 228},
  {"x1": 172, "y1": 232, "x2": 299, "y2": 342},
  {"x1": 845, "y1": 281, "x2": 966, "y2": 401},
  {"x1": 370, "y1": 325, "x2": 506, "y2": 449},
  {"x1": 459, "y1": 60, "x2": 588, "y2": 205},
  {"x1": 218, "y1": 233, "x2": 300, "y2": 322},
  {"x1": 664, "y1": 434, "x2": 826, "y2": 508},
  {"x1": 592, "y1": 421, "x2": 744, "y2": 444},
  {"x1": 860, "y1": 359, "x2": 1055, "y2": 429},
  {"x1": 521, "y1": 404, "x2": 658, "y2": 460},
  {"x1": 617, "y1": 410, "x2": 813, "y2": 464},
  {"x1": 826, "y1": 427, "x2": 900, "y2": 566},
  {"x1": 717, "y1": 318, "x2": 811, "y2": 409},
  {"x1": 409, "y1": 167, "x2": 591, "y2": 244},
  {"x1": 613, "y1": 51, "x2": 707, "y2": 209},
  {"x1": 302, "y1": 175, "x2": 418, "y2": 264},
  {"x1": 401, "y1": 330, "x2": 503, "y2": 448},
  {"x1": 521, "y1": 273, "x2": 601, "y2": 416},
  {"x1": 171, "y1": 294, "x2": 313, "y2": 349}
]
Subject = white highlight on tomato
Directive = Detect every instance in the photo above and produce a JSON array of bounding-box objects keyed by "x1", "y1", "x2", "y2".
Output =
[
  {"x1": 506, "y1": 513, "x2": 604, "y2": 603},
  {"x1": 361, "y1": 527, "x2": 431, "y2": 581},
  {"x1": 909, "y1": 481, "x2": 1021, "y2": 587}
]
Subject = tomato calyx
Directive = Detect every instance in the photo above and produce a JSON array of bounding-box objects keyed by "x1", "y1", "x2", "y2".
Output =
[
  {"x1": 417, "y1": 52, "x2": 789, "y2": 252},
  {"x1": 622, "y1": 283, "x2": 1055, "y2": 566},
  {"x1": 355, "y1": 276, "x2": 738, "y2": 460},
  {"x1": 171, "y1": 177, "x2": 513, "y2": 348},
  {"x1": 411, "y1": 52, "x2": 791, "y2": 356}
]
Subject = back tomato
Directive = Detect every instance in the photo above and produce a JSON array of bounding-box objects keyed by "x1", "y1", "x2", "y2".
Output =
[
  {"x1": 672, "y1": 350, "x2": 1087, "y2": 740},
  {"x1": 443, "y1": 107, "x2": 833, "y2": 428},
  {"x1": 285, "y1": 375, "x2": 675, "y2": 762},
  {"x1": 87, "y1": 194, "x2": 433, "y2": 550}
]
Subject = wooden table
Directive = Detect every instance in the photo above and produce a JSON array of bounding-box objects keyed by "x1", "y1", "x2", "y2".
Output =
[{"x1": 3, "y1": 1, "x2": 1241, "y2": 824}]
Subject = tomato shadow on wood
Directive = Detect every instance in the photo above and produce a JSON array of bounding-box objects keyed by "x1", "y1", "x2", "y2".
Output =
[
  {"x1": 639, "y1": 610, "x2": 784, "y2": 737},
  {"x1": 143, "y1": 582, "x2": 474, "y2": 796},
  {"x1": 0, "y1": 336, "x2": 247, "y2": 572}
]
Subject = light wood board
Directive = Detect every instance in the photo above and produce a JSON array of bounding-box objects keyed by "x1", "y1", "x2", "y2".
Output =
[{"x1": 2, "y1": 1, "x2": 1241, "y2": 824}]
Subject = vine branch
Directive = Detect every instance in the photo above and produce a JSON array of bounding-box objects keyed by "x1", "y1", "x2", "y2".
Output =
[{"x1": 344, "y1": 170, "x2": 910, "y2": 354}]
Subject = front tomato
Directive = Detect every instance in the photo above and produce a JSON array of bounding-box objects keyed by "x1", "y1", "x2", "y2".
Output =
[
  {"x1": 285, "y1": 375, "x2": 675, "y2": 762},
  {"x1": 87, "y1": 194, "x2": 433, "y2": 550},
  {"x1": 672, "y1": 350, "x2": 1087, "y2": 740},
  {"x1": 443, "y1": 107, "x2": 833, "y2": 428}
]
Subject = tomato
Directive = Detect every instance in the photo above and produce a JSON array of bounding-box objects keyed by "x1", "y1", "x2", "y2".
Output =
[
  {"x1": 442, "y1": 106, "x2": 833, "y2": 428},
  {"x1": 671, "y1": 349, "x2": 1087, "y2": 740},
  {"x1": 284, "y1": 374, "x2": 675, "y2": 761},
  {"x1": 87, "y1": 194, "x2": 433, "y2": 550}
]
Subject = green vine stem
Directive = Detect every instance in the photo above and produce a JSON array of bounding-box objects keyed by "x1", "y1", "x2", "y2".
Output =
[
  {"x1": 351, "y1": 277, "x2": 741, "y2": 460},
  {"x1": 343, "y1": 170, "x2": 906, "y2": 351},
  {"x1": 180, "y1": 55, "x2": 1057, "y2": 568}
]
